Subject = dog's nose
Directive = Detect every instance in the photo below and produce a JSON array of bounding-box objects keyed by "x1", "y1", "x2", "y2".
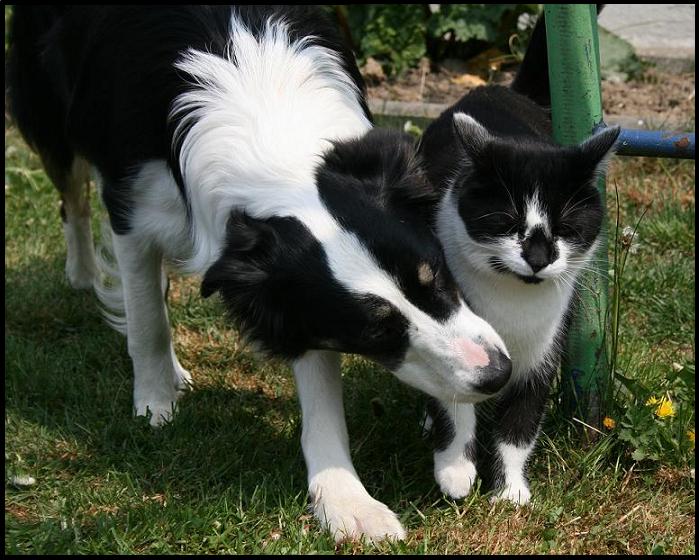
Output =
[
  {"x1": 474, "y1": 348, "x2": 512, "y2": 395},
  {"x1": 453, "y1": 337, "x2": 490, "y2": 368}
]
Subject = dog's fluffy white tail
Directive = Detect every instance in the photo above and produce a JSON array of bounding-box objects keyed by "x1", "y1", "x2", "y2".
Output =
[{"x1": 92, "y1": 219, "x2": 128, "y2": 335}]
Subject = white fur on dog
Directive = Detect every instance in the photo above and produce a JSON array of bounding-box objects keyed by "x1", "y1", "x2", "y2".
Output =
[{"x1": 294, "y1": 351, "x2": 406, "y2": 542}]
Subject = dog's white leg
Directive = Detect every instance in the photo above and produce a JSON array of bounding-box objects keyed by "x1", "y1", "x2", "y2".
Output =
[
  {"x1": 171, "y1": 343, "x2": 193, "y2": 394},
  {"x1": 111, "y1": 231, "x2": 184, "y2": 426},
  {"x1": 60, "y1": 158, "x2": 97, "y2": 289},
  {"x1": 293, "y1": 351, "x2": 406, "y2": 543},
  {"x1": 428, "y1": 398, "x2": 477, "y2": 499},
  {"x1": 159, "y1": 265, "x2": 192, "y2": 393}
]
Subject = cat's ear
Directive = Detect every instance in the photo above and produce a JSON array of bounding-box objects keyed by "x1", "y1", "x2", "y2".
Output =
[
  {"x1": 452, "y1": 113, "x2": 494, "y2": 161},
  {"x1": 578, "y1": 125, "x2": 621, "y2": 177}
]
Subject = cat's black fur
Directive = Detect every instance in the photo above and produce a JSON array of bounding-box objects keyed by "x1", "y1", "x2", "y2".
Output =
[{"x1": 419, "y1": 11, "x2": 619, "y2": 503}]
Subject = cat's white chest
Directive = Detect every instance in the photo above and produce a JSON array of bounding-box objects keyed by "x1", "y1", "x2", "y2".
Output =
[{"x1": 460, "y1": 277, "x2": 570, "y2": 377}]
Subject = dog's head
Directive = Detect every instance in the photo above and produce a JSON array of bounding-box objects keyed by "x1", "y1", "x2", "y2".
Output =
[{"x1": 202, "y1": 129, "x2": 511, "y2": 402}]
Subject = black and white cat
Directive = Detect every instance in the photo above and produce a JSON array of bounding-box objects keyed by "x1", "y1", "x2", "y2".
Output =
[{"x1": 419, "y1": 54, "x2": 620, "y2": 502}]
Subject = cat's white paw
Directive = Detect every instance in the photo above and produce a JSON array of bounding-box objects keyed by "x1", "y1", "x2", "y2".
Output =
[
  {"x1": 434, "y1": 454, "x2": 476, "y2": 499},
  {"x1": 310, "y1": 474, "x2": 406, "y2": 543},
  {"x1": 490, "y1": 481, "x2": 531, "y2": 506}
]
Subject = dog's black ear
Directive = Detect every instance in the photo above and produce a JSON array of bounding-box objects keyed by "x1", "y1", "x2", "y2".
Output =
[
  {"x1": 324, "y1": 128, "x2": 441, "y2": 219},
  {"x1": 200, "y1": 211, "x2": 318, "y2": 358},
  {"x1": 384, "y1": 136, "x2": 441, "y2": 218},
  {"x1": 200, "y1": 211, "x2": 273, "y2": 298}
]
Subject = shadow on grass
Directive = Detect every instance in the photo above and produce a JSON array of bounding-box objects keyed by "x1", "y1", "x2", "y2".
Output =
[{"x1": 5, "y1": 255, "x2": 438, "y2": 515}]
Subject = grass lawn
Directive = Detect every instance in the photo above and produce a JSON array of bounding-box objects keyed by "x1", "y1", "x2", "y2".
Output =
[{"x1": 4, "y1": 112, "x2": 695, "y2": 554}]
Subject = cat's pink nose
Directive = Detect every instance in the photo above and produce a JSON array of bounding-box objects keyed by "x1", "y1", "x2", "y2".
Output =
[{"x1": 453, "y1": 338, "x2": 490, "y2": 368}]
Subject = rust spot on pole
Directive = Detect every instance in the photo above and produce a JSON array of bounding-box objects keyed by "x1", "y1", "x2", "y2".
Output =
[{"x1": 675, "y1": 137, "x2": 690, "y2": 150}]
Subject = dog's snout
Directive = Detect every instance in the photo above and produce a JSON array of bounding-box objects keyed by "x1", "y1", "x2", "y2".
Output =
[
  {"x1": 474, "y1": 348, "x2": 512, "y2": 395},
  {"x1": 453, "y1": 337, "x2": 490, "y2": 368}
]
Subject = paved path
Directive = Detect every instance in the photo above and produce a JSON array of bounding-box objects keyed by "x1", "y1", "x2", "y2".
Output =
[{"x1": 598, "y1": 4, "x2": 695, "y2": 61}]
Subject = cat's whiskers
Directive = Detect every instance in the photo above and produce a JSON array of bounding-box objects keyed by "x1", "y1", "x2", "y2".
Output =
[
  {"x1": 557, "y1": 269, "x2": 600, "y2": 298},
  {"x1": 551, "y1": 272, "x2": 578, "y2": 294},
  {"x1": 493, "y1": 164, "x2": 520, "y2": 216},
  {"x1": 472, "y1": 211, "x2": 518, "y2": 221},
  {"x1": 559, "y1": 222, "x2": 590, "y2": 245},
  {"x1": 551, "y1": 274, "x2": 572, "y2": 296},
  {"x1": 559, "y1": 185, "x2": 598, "y2": 220},
  {"x1": 571, "y1": 265, "x2": 608, "y2": 278}
]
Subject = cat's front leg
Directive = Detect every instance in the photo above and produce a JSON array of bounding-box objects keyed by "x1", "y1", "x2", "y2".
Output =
[
  {"x1": 479, "y1": 370, "x2": 553, "y2": 505},
  {"x1": 426, "y1": 397, "x2": 478, "y2": 499}
]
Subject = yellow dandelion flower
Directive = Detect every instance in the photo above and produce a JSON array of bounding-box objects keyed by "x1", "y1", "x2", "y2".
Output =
[
  {"x1": 645, "y1": 396, "x2": 659, "y2": 406},
  {"x1": 603, "y1": 417, "x2": 616, "y2": 430},
  {"x1": 688, "y1": 430, "x2": 695, "y2": 447},
  {"x1": 655, "y1": 397, "x2": 675, "y2": 418}
]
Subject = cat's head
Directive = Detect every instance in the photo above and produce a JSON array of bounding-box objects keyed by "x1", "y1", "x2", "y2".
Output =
[{"x1": 444, "y1": 113, "x2": 620, "y2": 285}]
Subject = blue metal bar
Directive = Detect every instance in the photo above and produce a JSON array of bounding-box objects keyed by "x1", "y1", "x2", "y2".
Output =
[
  {"x1": 617, "y1": 129, "x2": 695, "y2": 159},
  {"x1": 595, "y1": 123, "x2": 695, "y2": 159}
]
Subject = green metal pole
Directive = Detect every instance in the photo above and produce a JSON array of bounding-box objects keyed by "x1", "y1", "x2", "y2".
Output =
[{"x1": 544, "y1": 4, "x2": 609, "y2": 430}]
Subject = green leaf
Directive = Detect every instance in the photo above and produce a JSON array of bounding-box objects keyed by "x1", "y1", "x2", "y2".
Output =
[
  {"x1": 631, "y1": 448, "x2": 646, "y2": 461},
  {"x1": 347, "y1": 5, "x2": 426, "y2": 76},
  {"x1": 614, "y1": 373, "x2": 648, "y2": 399}
]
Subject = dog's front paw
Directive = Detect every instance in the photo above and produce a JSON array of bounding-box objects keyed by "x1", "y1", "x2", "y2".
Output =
[
  {"x1": 490, "y1": 481, "x2": 531, "y2": 506},
  {"x1": 434, "y1": 454, "x2": 477, "y2": 499},
  {"x1": 173, "y1": 360, "x2": 193, "y2": 393},
  {"x1": 134, "y1": 395, "x2": 178, "y2": 427},
  {"x1": 310, "y1": 473, "x2": 406, "y2": 543}
]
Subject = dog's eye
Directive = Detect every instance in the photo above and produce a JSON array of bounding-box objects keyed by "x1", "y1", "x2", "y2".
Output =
[
  {"x1": 373, "y1": 302, "x2": 394, "y2": 319},
  {"x1": 362, "y1": 300, "x2": 407, "y2": 343},
  {"x1": 373, "y1": 315, "x2": 408, "y2": 346}
]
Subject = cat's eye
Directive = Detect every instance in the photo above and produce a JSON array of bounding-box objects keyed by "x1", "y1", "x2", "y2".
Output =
[
  {"x1": 465, "y1": 213, "x2": 518, "y2": 238},
  {"x1": 557, "y1": 221, "x2": 582, "y2": 240}
]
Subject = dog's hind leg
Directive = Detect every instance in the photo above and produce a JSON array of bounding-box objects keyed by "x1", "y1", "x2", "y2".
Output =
[
  {"x1": 7, "y1": 7, "x2": 96, "y2": 288},
  {"x1": 43, "y1": 154, "x2": 98, "y2": 289},
  {"x1": 110, "y1": 230, "x2": 186, "y2": 426},
  {"x1": 293, "y1": 351, "x2": 406, "y2": 543}
]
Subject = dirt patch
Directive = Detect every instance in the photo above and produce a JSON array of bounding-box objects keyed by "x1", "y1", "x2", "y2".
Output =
[
  {"x1": 365, "y1": 62, "x2": 695, "y2": 126},
  {"x1": 602, "y1": 67, "x2": 695, "y2": 125}
]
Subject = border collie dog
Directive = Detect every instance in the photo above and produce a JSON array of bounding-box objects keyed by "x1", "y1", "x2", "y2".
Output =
[{"x1": 6, "y1": 6, "x2": 512, "y2": 542}]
